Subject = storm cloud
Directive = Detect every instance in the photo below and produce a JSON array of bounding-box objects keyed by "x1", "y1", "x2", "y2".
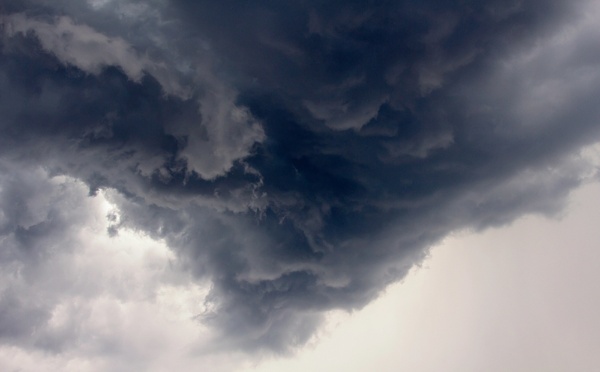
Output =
[{"x1": 0, "y1": 0, "x2": 599, "y2": 359}]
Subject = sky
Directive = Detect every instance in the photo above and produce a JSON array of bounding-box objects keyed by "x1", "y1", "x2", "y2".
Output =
[{"x1": 0, "y1": 0, "x2": 599, "y2": 370}]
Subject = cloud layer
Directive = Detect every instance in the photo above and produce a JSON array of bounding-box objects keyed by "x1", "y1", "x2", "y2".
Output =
[{"x1": 1, "y1": 0, "x2": 599, "y2": 361}]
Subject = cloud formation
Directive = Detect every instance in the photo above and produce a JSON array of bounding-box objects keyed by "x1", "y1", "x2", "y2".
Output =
[{"x1": 0, "y1": 0, "x2": 599, "y2": 362}]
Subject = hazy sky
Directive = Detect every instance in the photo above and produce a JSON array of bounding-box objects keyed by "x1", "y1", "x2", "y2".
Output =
[{"x1": 0, "y1": 0, "x2": 599, "y2": 370}]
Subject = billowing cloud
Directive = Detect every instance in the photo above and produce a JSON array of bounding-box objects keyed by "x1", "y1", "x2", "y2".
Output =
[{"x1": 0, "y1": 0, "x2": 599, "y2": 365}]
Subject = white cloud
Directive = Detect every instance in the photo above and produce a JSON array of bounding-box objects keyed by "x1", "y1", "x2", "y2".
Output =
[{"x1": 0, "y1": 170, "x2": 231, "y2": 371}]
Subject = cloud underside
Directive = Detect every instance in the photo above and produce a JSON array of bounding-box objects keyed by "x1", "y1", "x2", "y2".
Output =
[{"x1": 0, "y1": 0, "x2": 599, "y2": 360}]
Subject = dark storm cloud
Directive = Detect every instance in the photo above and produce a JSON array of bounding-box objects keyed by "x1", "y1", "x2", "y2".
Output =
[{"x1": 1, "y1": 0, "x2": 599, "y2": 353}]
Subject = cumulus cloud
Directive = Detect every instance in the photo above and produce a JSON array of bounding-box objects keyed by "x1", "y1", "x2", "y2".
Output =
[{"x1": 0, "y1": 0, "x2": 599, "y2": 366}]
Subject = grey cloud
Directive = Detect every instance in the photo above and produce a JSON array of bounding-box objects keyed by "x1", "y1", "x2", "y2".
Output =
[
  {"x1": 4, "y1": 15, "x2": 151, "y2": 83},
  {"x1": 0, "y1": 0, "x2": 599, "y2": 358},
  {"x1": 1, "y1": 1, "x2": 265, "y2": 180}
]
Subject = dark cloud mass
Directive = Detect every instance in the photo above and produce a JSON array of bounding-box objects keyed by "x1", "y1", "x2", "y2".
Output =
[{"x1": 0, "y1": 0, "x2": 599, "y2": 355}]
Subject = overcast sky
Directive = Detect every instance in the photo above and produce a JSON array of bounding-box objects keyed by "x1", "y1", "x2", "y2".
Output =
[{"x1": 0, "y1": 0, "x2": 599, "y2": 370}]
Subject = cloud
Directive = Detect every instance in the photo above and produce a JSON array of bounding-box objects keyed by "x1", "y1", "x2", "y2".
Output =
[
  {"x1": 3, "y1": 14, "x2": 149, "y2": 81},
  {"x1": 0, "y1": 163, "x2": 235, "y2": 371},
  {"x1": 1, "y1": 3, "x2": 265, "y2": 180},
  {"x1": 0, "y1": 0, "x2": 599, "y2": 363}
]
